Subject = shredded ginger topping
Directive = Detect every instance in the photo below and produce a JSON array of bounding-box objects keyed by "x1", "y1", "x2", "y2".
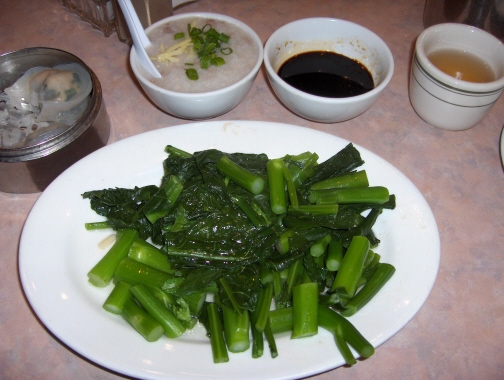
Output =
[{"x1": 151, "y1": 38, "x2": 194, "y2": 64}]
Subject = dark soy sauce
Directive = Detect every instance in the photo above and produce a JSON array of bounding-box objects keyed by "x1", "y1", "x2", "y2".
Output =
[{"x1": 278, "y1": 51, "x2": 374, "y2": 98}]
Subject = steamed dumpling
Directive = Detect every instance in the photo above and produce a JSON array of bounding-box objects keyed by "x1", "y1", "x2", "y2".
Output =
[
  {"x1": 3, "y1": 66, "x2": 47, "y2": 112},
  {"x1": 29, "y1": 68, "x2": 81, "y2": 103},
  {"x1": 3, "y1": 63, "x2": 92, "y2": 122}
]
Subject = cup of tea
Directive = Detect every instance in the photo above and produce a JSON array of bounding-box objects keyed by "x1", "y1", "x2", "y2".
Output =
[{"x1": 409, "y1": 23, "x2": 504, "y2": 131}]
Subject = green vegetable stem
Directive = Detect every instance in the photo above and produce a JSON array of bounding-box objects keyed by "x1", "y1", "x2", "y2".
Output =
[
  {"x1": 283, "y1": 151, "x2": 318, "y2": 188},
  {"x1": 311, "y1": 170, "x2": 369, "y2": 190},
  {"x1": 310, "y1": 186, "x2": 390, "y2": 205},
  {"x1": 84, "y1": 221, "x2": 109, "y2": 230},
  {"x1": 326, "y1": 240, "x2": 344, "y2": 271},
  {"x1": 281, "y1": 159, "x2": 299, "y2": 209},
  {"x1": 254, "y1": 283, "x2": 273, "y2": 333},
  {"x1": 291, "y1": 282, "x2": 319, "y2": 339},
  {"x1": 102, "y1": 281, "x2": 132, "y2": 314},
  {"x1": 164, "y1": 145, "x2": 192, "y2": 158},
  {"x1": 318, "y1": 304, "x2": 374, "y2": 361},
  {"x1": 183, "y1": 290, "x2": 207, "y2": 315},
  {"x1": 217, "y1": 155, "x2": 265, "y2": 195},
  {"x1": 88, "y1": 228, "x2": 138, "y2": 287},
  {"x1": 114, "y1": 257, "x2": 176, "y2": 290},
  {"x1": 288, "y1": 204, "x2": 339, "y2": 215},
  {"x1": 218, "y1": 277, "x2": 243, "y2": 315},
  {"x1": 341, "y1": 263, "x2": 396, "y2": 317},
  {"x1": 310, "y1": 234, "x2": 332, "y2": 257},
  {"x1": 147, "y1": 285, "x2": 177, "y2": 309},
  {"x1": 130, "y1": 284, "x2": 186, "y2": 338},
  {"x1": 268, "y1": 307, "x2": 294, "y2": 334},
  {"x1": 275, "y1": 229, "x2": 294, "y2": 254},
  {"x1": 222, "y1": 305, "x2": 251, "y2": 353},
  {"x1": 250, "y1": 298, "x2": 265, "y2": 359},
  {"x1": 207, "y1": 303, "x2": 229, "y2": 363},
  {"x1": 230, "y1": 195, "x2": 269, "y2": 227},
  {"x1": 128, "y1": 238, "x2": 174, "y2": 273},
  {"x1": 267, "y1": 159, "x2": 287, "y2": 214},
  {"x1": 264, "y1": 320, "x2": 279, "y2": 358},
  {"x1": 331, "y1": 236, "x2": 370, "y2": 297},
  {"x1": 121, "y1": 298, "x2": 164, "y2": 342},
  {"x1": 142, "y1": 175, "x2": 183, "y2": 224}
]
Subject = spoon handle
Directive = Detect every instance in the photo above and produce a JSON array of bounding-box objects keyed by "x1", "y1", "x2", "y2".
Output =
[{"x1": 117, "y1": 0, "x2": 162, "y2": 78}]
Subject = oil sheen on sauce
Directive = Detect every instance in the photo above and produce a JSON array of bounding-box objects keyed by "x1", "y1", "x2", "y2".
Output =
[{"x1": 278, "y1": 51, "x2": 374, "y2": 98}]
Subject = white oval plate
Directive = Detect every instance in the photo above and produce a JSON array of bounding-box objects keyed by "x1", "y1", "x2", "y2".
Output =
[{"x1": 19, "y1": 121, "x2": 440, "y2": 380}]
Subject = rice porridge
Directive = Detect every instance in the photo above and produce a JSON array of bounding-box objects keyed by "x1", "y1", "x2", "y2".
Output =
[{"x1": 145, "y1": 17, "x2": 259, "y2": 93}]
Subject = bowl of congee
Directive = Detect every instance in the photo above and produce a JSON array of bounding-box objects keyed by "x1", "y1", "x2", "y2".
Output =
[{"x1": 130, "y1": 13, "x2": 263, "y2": 119}]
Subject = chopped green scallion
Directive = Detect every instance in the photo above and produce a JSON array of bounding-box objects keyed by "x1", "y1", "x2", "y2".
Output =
[
  {"x1": 219, "y1": 33, "x2": 230, "y2": 43},
  {"x1": 185, "y1": 68, "x2": 199, "y2": 80},
  {"x1": 174, "y1": 22, "x2": 233, "y2": 80},
  {"x1": 220, "y1": 47, "x2": 232, "y2": 55},
  {"x1": 200, "y1": 56, "x2": 210, "y2": 69},
  {"x1": 211, "y1": 57, "x2": 226, "y2": 67}
]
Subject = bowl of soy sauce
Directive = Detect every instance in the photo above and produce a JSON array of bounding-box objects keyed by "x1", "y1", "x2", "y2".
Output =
[{"x1": 264, "y1": 18, "x2": 394, "y2": 123}]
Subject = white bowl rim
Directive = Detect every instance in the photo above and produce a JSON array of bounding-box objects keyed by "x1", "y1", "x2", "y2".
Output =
[
  {"x1": 415, "y1": 23, "x2": 504, "y2": 93},
  {"x1": 131, "y1": 12, "x2": 264, "y2": 98},
  {"x1": 263, "y1": 17, "x2": 395, "y2": 105}
]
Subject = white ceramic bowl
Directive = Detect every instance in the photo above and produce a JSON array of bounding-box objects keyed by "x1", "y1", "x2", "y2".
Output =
[
  {"x1": 409, "y1": 23, "x2": 504, "y2": 131},
  {"x1": 263, "y1": 18, "x2": 394, "y2": 123},
  {"x1": 130, "y1": 13, "x2": 263, "y2": 120}
]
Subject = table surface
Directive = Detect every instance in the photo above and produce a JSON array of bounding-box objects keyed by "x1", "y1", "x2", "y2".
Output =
[{"x1": 1, "y1": 0, "x2": 503, "y2": 379}]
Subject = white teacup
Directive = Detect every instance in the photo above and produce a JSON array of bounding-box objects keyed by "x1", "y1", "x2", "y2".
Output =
[{"x1": 409, "y1": 23, "x2": 504, "y2": 131}]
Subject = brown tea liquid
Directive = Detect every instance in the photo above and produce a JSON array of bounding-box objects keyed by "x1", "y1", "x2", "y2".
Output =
[{"x1": 427, "y1": 49, "x2": 495, "y2": 83}]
